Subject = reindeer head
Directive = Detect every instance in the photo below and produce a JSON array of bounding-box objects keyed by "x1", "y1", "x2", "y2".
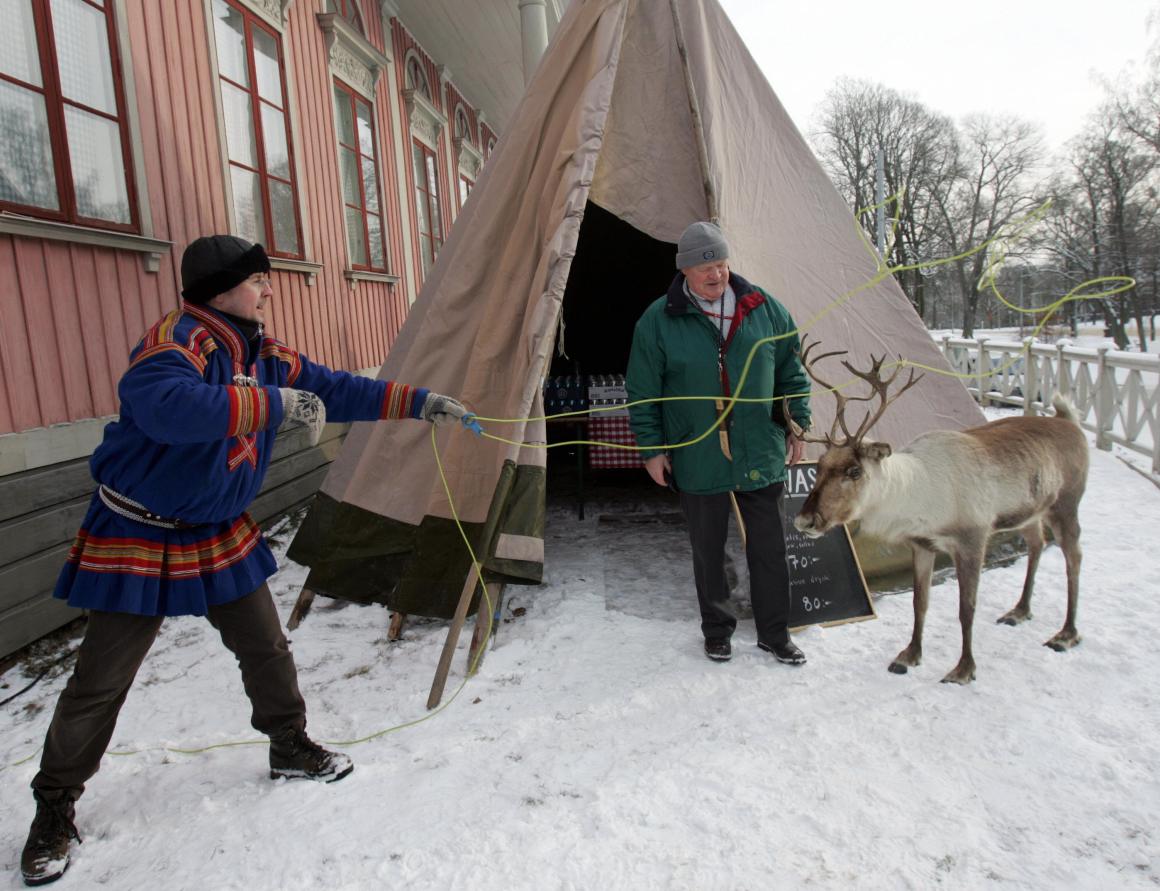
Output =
[{"x1": 787, "y1": 336, "x2": 922, "y2": 538}]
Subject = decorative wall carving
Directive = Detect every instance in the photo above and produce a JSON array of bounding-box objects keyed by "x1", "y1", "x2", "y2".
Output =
[
  {"x1": 238, "y1": 0, "x2": 288, "y2": 28},
  {"x1": 316, "y1": 12, "x2": 390, "y2": 98},
  {"x1": 454, "y1": 136, "x2": 483, "y2": 178},
  {"x1": 330, "y1": 42, "x2": 375, "y2": 97},
  {"x1": 403, "y1": 88, "x2": 446, "y2": 149}
]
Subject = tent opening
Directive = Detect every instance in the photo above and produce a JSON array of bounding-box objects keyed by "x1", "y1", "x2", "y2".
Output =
[
  {"x1": 546, "y1": 201, "x2": 677, "y2": 505},
  {"x1": 551, "y1": 201, "x2": 677, "y2": 378}
]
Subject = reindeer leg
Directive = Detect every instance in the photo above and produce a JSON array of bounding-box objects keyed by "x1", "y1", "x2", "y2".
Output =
[
  {"x1": 998, "y1": 521, "x2": 1044, "y2": 626},
  {"x1": 942, "y1": 537, "x2": 984, "y2": 684},
  {"x1": 890, "y1": 546, "x2": 936, "y2": 675},
  {"x1": 1044, "y1": 510, "x2": 1083, "y2": 651}
]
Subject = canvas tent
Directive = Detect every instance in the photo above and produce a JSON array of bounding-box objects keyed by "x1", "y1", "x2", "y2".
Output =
[{"x1": 286, "y1": 0, "x2": 985, "y2": 618}]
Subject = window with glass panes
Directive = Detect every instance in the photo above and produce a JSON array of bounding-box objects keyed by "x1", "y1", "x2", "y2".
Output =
[
  {"x1": 405, "y1": 55, "x2": 430, "y2": 100},
  {"x1": 411, "y1": 139, "x2": 442, "y2": 275},
  {"x1": 458, "y1": 174, "x2": 472, "y2": 209},
  {"x1": 211, "y1": 0, "x2": 302, "y2": 257},
  {"x1": 333, "y1": 80, "x2": 385, "y2": 271},
  {"x1": 0, "y1": 0, "x2": 138, "y2": 230}
]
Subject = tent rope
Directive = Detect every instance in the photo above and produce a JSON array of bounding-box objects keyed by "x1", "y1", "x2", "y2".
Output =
[{"x1": 1, "y1": 197, "x2": 1133, "y2": 772}]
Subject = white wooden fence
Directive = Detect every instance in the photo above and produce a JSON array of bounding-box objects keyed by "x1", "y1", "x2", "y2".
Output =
[{"x1": 939, "y1": 335, "x2": 1160, "y2": 474}]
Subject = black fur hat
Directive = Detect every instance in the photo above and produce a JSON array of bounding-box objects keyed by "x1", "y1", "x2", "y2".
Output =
[{"x1": 180, "y1": 235, "x2": 271, "y2": 303}]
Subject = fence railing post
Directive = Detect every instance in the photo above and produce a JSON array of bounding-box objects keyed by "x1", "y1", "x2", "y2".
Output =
[
  {"x1": 976, "y1": 337, "x2": 989, "y2": 406},
  {"x1": 1095, "y1": 346, "x2": 1114, "y2": 451},
  {"x1": 1153, "y1": 422, "x2": 1160, "y2": 475},
  {"x1": 1022, "y1": 337, "x2": 1036, "y2": 416}
]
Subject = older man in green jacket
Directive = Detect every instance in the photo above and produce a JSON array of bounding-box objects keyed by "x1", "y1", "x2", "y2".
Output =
[{"x1": 627, "y1": 221, "x2": 811, "y2": 664}]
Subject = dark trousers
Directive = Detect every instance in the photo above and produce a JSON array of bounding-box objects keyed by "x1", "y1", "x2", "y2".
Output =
[
  {"x1": 680, "y1": 482, "x2": 791, "y2": 645},
  {"x1": 32, "y1": 584, "x2": 306, "y2": 799}
]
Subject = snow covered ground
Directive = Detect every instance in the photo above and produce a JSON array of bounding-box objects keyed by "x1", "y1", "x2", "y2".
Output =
[{"x1": 2, "y1": 421, "x2": 1159, "y2": 890}]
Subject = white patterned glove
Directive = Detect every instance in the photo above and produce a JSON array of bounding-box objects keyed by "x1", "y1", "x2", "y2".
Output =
[
  {"x1": 278, "y1": 388, "x2": 325, "y2": 446},
  {"x1": 421, "y1": 392, "x2": 469, "y2": 427}
]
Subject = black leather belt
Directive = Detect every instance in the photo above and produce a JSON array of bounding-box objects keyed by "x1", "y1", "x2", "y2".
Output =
[{"x1": 98, "y1": 485, "x2": 202, "y2": 530}]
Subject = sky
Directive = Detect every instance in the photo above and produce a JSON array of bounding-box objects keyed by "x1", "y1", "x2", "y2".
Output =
[
  {"x1": 2, "y1": 407, "x2": 1157, "y2": 888},
  {"x1": 718, "y1": 0, "x2": 1158, "y2": 152}
]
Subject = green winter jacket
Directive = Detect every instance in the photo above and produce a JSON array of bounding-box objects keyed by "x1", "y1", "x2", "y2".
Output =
[{"x1": 626, "y1": 272, "x2": 811, "y2": 495}]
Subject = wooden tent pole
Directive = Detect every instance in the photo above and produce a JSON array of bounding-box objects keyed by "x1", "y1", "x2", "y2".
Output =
[
  {"x1": 426, "y1": 563, "x2": 483, "y2": 709},
  {"x1": 670, "y1": 0, "x2": 719, "y2": 224},
  {"x1": 287, "y1": 587, "x2": 316, "y2": 630},
  {"x1": 466, "y1": 583, "x2": 505, "y2": 675}
]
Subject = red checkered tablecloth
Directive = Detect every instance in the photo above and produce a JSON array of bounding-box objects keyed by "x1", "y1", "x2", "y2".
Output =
[{"x1": 587, "y1": 415, "x2": 644, "y2": 469}]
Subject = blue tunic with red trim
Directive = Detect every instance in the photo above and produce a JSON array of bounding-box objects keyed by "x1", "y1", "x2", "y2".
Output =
[{"x1": 54, "y1": 302, "x2": 429, "y2": 616}]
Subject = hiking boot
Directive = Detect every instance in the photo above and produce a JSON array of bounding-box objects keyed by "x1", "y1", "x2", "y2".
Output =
[
  {"x1": 269, "y1": 727, "x2": 353, "y2": 783},
  {"x1": 21, "y1": 790, "x2": 80, "y2": 887},
  {"x1": 704, "y1": 638, "x2": 732, "y2": 662},
  {"x1": 758, "y1": 638, "x2": 807, "y2": 665}
]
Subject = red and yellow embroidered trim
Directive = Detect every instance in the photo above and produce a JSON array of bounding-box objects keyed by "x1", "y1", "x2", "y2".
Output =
[
  {"x1": 129, "y1": 342, "x2": 207, "y2": 374},
  {"x1": 139, "y1": 310, "x2": 182, "y2": 350},
  {"x1": 184, "y1": 303, "x2": 247, "y2": 365},
  {"x1": 381, "y1": 381, "x2": 417, "y2": 419},
  {"x1": 227, "y1": 434, "x2": 259, "y2": 471},
  {"x1": 65, "y1": 515, "x2": 263, "y2": 579},
  {"x1": 258, "y1": 339, "x2": 302, "y2": 386},
  {"x1": 189, "y1": 326, "x2": 218, "y2": 359},
  {"x1": 131, "y1": 311, "x2": 208, "y2": 373},
  {"x1": 225, "y1": 385, "x2": 269, "y2": 437}
]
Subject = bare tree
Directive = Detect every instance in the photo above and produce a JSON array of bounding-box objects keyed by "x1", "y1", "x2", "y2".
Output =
[
  {"x1": 1112, "y1": 8, "x2": 1160, "y2": 157},
  {"x1": 932, "y1": 115, "x2": 1047, "y2": 338},
  {"x1": 813, "y1": 79, "x2": 960, "y2": 322},
  {"x1": 1042, "y1": 100, "x2": 1158, "y2": 351}
]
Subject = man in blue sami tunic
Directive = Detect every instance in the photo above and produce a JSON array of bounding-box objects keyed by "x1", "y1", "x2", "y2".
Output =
[{"x1": 20, "y1": 235, "x2": 471, "y2": 887}]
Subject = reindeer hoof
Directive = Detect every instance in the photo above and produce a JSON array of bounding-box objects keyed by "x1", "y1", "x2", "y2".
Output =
[
  {"x1": 888, "y1": 662, "x2": 909, "y2": 675},
  {"x1": 997, "y1": 609, "x2": 1031, "y2": 626},
  {"x1": 1044, "y1": 631, "x2": 1081, "y2": 652},
  {"x1": 940, "y1": 665, "x2": 976, "y2": 684}
]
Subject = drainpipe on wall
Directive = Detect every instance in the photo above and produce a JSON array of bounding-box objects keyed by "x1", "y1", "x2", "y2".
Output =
[{"x1": 518, "y1": 0, "x2": 549, "y2": 85}]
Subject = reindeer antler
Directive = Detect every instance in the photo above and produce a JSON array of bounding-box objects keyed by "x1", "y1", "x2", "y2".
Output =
[
  {"x1": 794, "y1": 334, "x2": 924, "y2": 445},
  {"x1": 791, "y1": 336, "x2": 878, "y2": 444},
  {"x1": 839, "y1": 354, "x2": 924, "y2": 442}
]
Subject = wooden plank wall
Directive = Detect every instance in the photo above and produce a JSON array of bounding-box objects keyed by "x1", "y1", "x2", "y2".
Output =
[{"x1": 0, "y1": 423, "x2": 349, "y2": 660}]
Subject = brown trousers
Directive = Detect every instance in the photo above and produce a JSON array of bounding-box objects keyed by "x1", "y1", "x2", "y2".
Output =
[{"x1": 32, "y1": 584, "x2": 306, "y2": 799}]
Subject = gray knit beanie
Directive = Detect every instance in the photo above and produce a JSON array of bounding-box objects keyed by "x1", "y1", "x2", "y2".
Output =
[{"x1": 675, "y1": 221, "x2": 729, "y2": 269}]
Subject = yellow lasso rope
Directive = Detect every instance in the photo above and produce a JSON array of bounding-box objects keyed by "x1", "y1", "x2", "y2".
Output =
[{"x1": 3, "y1": 197, "x2": 1135, "y2": 771}]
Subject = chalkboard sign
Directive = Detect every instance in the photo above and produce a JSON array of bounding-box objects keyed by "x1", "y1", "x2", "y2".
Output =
[{"x1": 781, "y1": 462, "x2": 876, "y2": 631}]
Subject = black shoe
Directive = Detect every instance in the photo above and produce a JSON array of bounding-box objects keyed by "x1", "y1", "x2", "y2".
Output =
[
  {"x1": 704, "y1": 638, "x2": 732, "y2": 662},
  {"x1": 21, "y1": 791, "x2": 80, "y2": 887},
  {"x1": 269, "y1": 728, "x2": 354, "y2": 783},
  {"x1": 758, "y1": 639, "x2": 807, "y2": 665}
]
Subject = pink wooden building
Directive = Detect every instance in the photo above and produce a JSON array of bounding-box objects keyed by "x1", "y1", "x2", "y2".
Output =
[{"x1": 0, "y1": 0, "x2": 563, "y2": 656}]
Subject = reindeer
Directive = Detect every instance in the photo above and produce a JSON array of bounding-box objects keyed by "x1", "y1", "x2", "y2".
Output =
[{"x1": 787, "y1": 338, "x2": 1089, "y2": 684}]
